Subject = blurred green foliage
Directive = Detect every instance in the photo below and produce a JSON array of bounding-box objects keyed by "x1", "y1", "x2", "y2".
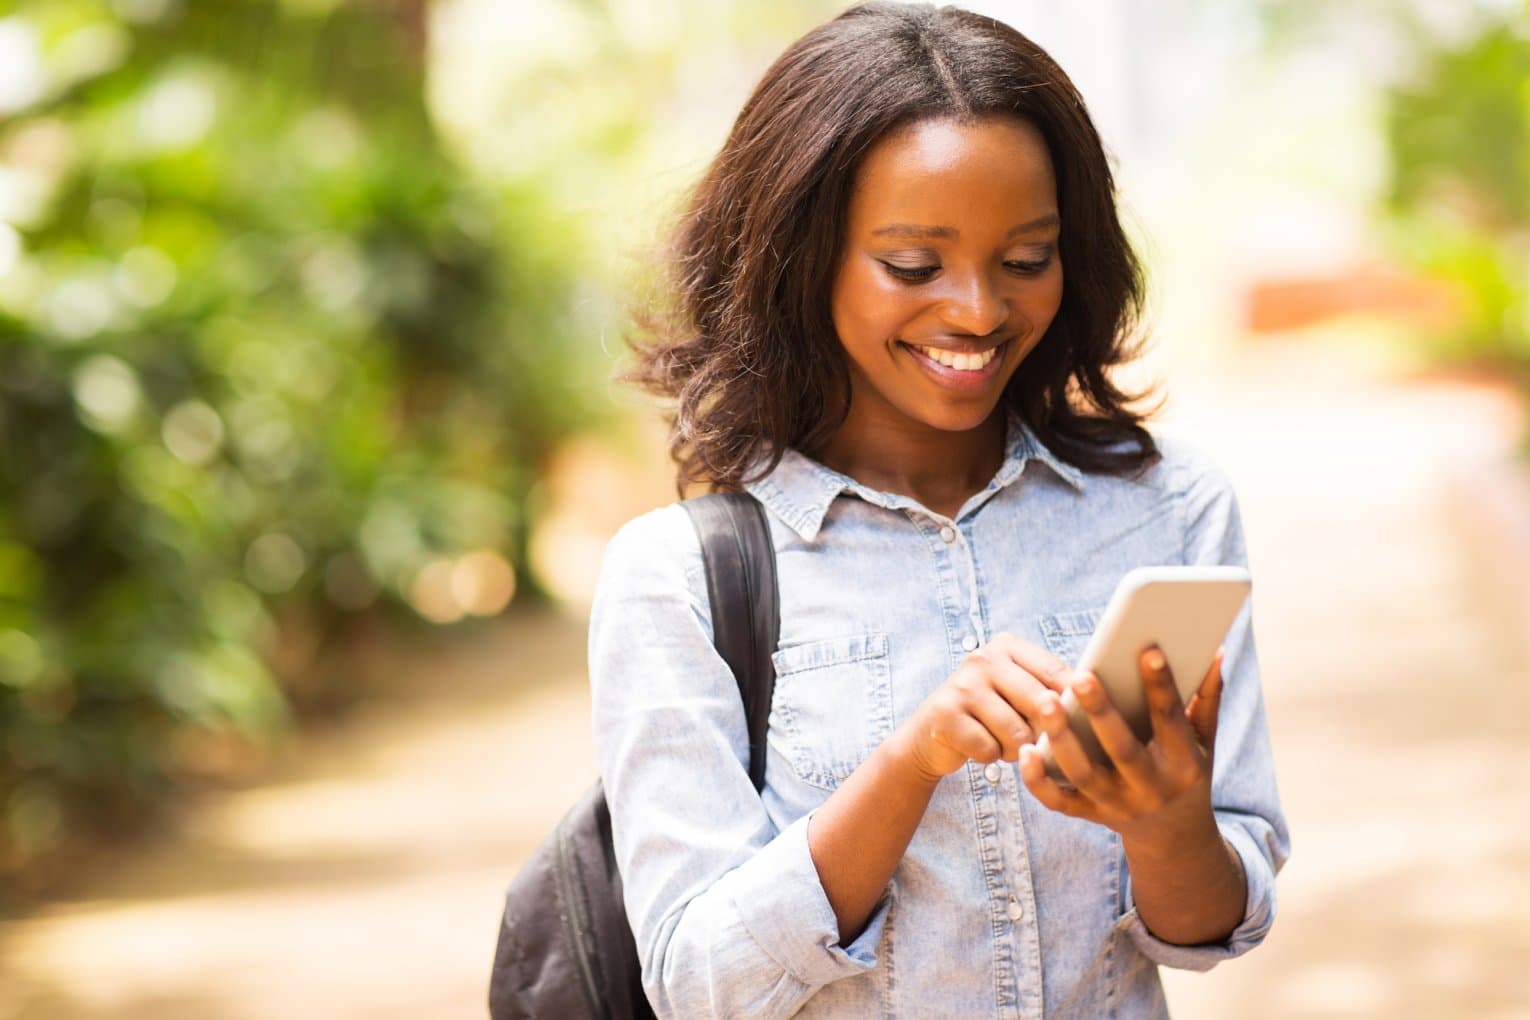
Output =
[
  {"x1": 0, "y1": 0, "x2": 605, "y2": 898},
  {"x1": 1382, "y1": 4, "x2": 1530, "y2": 379}
]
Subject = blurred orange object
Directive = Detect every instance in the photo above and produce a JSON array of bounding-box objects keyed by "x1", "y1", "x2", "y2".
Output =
[{"x1": 1243, "y1": 264, "x2": 1467, "y2": 334}]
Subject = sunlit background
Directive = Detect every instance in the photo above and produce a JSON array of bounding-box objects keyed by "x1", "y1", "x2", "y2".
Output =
[{"x1": 1, "y1": 1, "x2": 1528, "y2": 1017}]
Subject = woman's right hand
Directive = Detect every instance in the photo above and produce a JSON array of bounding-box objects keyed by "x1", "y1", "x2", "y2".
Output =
[{"x1": 893, "y1": 632, "x2": 1075, "y2": 785}]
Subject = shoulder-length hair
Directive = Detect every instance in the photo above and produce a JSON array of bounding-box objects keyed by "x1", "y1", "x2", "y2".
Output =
[{"x1": 623, "y1": 1, "x2": 1163, "y2": 496}]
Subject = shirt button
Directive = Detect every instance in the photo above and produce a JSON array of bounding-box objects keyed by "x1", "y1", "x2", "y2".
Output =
[
  {"x1": 939, "y1": 526, "x2": 956, "y2": 543},
  {"x1": 984, "y1": 762, "x2": 1003, "y2": 784},
  {"x1": 961, "y1": 634, "x2": 978, "y2": 652},
  {"x1": 1006, "y1": 898, "x2": 1024, "y2": 921}
]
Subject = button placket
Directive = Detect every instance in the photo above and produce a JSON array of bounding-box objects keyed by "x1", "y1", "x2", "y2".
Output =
[
  {"x1": 1006, "y1": 784, "x2": 1045, "y2": 1019},
  {"x1": 923, "y1": 514, "x2": 986, "y2": 656},
  {"x1": 915, "y1": 512, "x2": 972, "y2": 662},
  {"x1": 949, "y1": 522, "x2": 988, "y2": 649}
]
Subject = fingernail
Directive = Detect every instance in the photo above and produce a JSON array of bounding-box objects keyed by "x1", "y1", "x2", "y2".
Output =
[
  {"x1": 1145, "y1": 649, "x2": 1165, "y2": 672},
  {"x1": 1076, "y1": 675, "x2": 1097, "y2": 698}
]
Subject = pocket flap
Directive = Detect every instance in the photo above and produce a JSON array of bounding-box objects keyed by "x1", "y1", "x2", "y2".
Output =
[
  {"x1": 1039, "y1": 605, "x2": 1105, "y2": 642},
  {"x1": 771, "y1": 631, "x2": 889, "y2": 676}
]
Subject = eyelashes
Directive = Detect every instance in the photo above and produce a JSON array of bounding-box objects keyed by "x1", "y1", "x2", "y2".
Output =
[
  {"x1": 879, "y1": 256, "x2": 1055, "y2": 284},
  {"x1": 881, "y1": 263, "x2": 939, "y2": 283}
]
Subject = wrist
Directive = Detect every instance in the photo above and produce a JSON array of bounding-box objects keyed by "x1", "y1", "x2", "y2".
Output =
[
  {"x1": 1120, "y1": 805, "x2": 1223, "y2": 865},
  {"x1": 881, "y1": 724, "x2": 945, "y2": 791},
  {"x1": 1122, "y1": 811, "x2": 1247, "y2": 947}
]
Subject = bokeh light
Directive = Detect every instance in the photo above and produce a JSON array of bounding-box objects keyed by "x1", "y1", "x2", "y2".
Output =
[
  {"x1": 407, "y1": 556, "x2": 463, "y2": 624},
  {"x1": 450, "y1": 548, "x2": 516, "y2": 617}
]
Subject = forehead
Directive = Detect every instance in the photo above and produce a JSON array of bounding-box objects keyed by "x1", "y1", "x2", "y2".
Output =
[{"x1": 845, "y1": 115, "x2": 1057, "y2": 230}]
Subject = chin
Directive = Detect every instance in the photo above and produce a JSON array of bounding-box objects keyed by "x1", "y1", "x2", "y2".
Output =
[{"x1": 911, "y1": 401, "x2": 1005, "y2": 435}]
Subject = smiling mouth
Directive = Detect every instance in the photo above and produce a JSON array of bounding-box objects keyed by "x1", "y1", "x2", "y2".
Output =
[{"x1": 900, "y1": 338, "x2": 1010, "y2": 373}]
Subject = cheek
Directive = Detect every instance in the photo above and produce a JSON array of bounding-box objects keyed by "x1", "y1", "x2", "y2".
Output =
[
  {"x1": 1020, "y1": 263, "x2": 1065, "y2": 324},
  {"x1": 833, "y1": 260, "x2": 916, "y2": 343}
]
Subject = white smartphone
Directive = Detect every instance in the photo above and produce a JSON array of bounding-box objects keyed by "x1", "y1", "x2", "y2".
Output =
[{"x1": 1036, "y1": 565, "x2": 1251, "y2": 784}]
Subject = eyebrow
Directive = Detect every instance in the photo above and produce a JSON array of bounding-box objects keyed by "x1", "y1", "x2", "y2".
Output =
[{"x1": 870, "y1": 213, "x2": 1060, "y2": 239}]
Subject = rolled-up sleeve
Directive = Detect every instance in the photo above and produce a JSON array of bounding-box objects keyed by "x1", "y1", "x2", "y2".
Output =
[
  {"x1": 1118, "y1": 442, "x2": 1291, "y2": 970},
  {"x1": 588, "y1": 505, "x2": 889, "y2": 1018}
]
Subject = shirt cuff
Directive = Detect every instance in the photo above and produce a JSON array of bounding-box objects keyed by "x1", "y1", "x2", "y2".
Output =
[
  {"x1": 1116, "y1": 819, "x2": 1277, "y2": 972},
  {"x1": 730, "y1": 809, "x2": 893, "y2": 989}
]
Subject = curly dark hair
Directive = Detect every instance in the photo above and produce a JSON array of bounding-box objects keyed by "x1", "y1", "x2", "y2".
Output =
[{"x1": 622, "y1": 1, "x2": 1163, "y2": 496}]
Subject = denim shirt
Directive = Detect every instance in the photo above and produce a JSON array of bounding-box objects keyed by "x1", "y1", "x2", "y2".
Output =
[{"x1": 588, "y1": 409, "x2": 1289, "y2": 1019}]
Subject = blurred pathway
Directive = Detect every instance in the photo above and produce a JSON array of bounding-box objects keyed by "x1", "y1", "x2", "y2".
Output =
[
  {"x1": 0, "y1": 610, "x2": 604, "y2": 1019},
  {"x1": 1159, "y1": 342, "x2": 1530, "y2": 1020},
  {"x1": 2, "y1": 337, "x2": 1528, "y2": 1018}
]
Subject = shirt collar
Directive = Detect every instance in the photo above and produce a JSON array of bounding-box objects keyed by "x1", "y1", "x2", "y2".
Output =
[{"x1": 743, "y1": 408, "x2": 1086, "y2": 542}]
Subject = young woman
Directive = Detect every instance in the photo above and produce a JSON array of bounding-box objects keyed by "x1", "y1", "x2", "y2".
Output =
[{"x1": 589, "y1": 3, "x2": 1289, "y2": 1016}]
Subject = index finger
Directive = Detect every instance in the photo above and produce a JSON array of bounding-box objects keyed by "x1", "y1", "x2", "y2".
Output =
[
  {"x1": 968, "y1": 640, "x2": 1062, "y2": 729},
  {"x1": 986, "y1": 632, "x2": 1074, "y2": 694}
]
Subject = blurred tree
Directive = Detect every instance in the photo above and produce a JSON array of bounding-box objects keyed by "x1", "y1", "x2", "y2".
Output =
[
  {"x1": 0, "y1": 0, "x2": 604, "y2": 901},
  {"x1": 1380, "y1": 2, "x2": 1530, "y2": 393}
]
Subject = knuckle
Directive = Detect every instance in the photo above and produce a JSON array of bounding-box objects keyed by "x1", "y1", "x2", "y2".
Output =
[
  {"x1": 988, "y1": 630, "x2": 1021, "y2": 649},
  {"x1": 952, "y1": 691, "x2": 982, "y2": 718},
  {"x1": 1039, "y1": 662, "x2": 1070, "y2": 686},
  {"x1": 930, "y1": 689, "x2": 963, "y2": 718},
  {"x1": 995, "y1": 632, "x2": 1068, "y2": 676},
  {"x1": 1112, "y1": 739, "x2": 1145, "y2": 768},
  {"x1": 959, "y1": 654, "x2": 992, "y2": 680},
  {"x1": 1172, "y1": 759, "x2": 1205, "y2": 788},
  {"x1": 948, "y1": 670, "x2": 981, "y2": 695}
]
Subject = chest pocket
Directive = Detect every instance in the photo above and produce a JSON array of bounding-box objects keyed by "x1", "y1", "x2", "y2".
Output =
[
  {"x1": 1037, "y1": 604, "x2": 1108, "y2": 667},
  {"x1": 768, "y1": 632, "x2": 894, "y2": 792}
]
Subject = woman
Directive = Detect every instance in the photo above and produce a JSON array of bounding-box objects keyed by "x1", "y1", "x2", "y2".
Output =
[{"x1": 590, "y1": 3, "x2": 1289, "y2": 1016}]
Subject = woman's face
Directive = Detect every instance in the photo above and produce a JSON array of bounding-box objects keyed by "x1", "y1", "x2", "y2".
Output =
[{"x1": 830, "y1": 114, "x2": 1063, "y2": 437}]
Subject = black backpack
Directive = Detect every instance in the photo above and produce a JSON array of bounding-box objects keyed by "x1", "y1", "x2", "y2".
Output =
[{"x1": 488, "y1": 492, "x2": 780, "y2": 1019}]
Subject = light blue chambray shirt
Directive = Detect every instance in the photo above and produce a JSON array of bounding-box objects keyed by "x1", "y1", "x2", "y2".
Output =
[{"x1": 588, "y1": 409, "x2": 1289, "y2": 1019}]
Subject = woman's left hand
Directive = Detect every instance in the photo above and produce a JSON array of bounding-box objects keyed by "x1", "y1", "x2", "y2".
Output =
[{"x1": 1018, "y1": 645, "x2": 1224, "y2": 850}]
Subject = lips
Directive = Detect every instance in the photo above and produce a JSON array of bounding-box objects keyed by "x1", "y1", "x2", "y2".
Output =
[
  {"x1": 900, "y1": 337, "x2": 1010, "y2": 390},
  {"x1": 902, "y1": 339, "x2": 1009, "y2": 356}
]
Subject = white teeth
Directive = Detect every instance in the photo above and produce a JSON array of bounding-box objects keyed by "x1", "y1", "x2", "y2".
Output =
[{"x1": 913, "y1": 344, "x2": 999, "y2": 371}]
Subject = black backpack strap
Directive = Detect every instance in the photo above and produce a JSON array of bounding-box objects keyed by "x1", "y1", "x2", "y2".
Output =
[{"x1": 679, "y1": 492, "x2": 779, "y2": 793}]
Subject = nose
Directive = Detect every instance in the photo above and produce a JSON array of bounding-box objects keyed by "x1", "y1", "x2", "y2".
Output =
[{"x1": 935, "y1": 268, "x2": 1010, "y2": 338}]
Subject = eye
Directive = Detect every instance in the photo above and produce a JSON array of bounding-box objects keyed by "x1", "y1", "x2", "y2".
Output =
[
  {"x1": 879, "y1": 254, "x2": 1056, "y2": 284},
  {"x1": 1004, "y1": 256, "x2": 1054, "y2": 276},
  {"x1": 879, "y1": 261, "x2": 938, "y2": 283}
]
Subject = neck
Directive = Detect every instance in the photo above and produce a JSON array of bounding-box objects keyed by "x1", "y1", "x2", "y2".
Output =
[{"x1": 812, "y1": 408, "x2": 1009, "y2": 519}]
